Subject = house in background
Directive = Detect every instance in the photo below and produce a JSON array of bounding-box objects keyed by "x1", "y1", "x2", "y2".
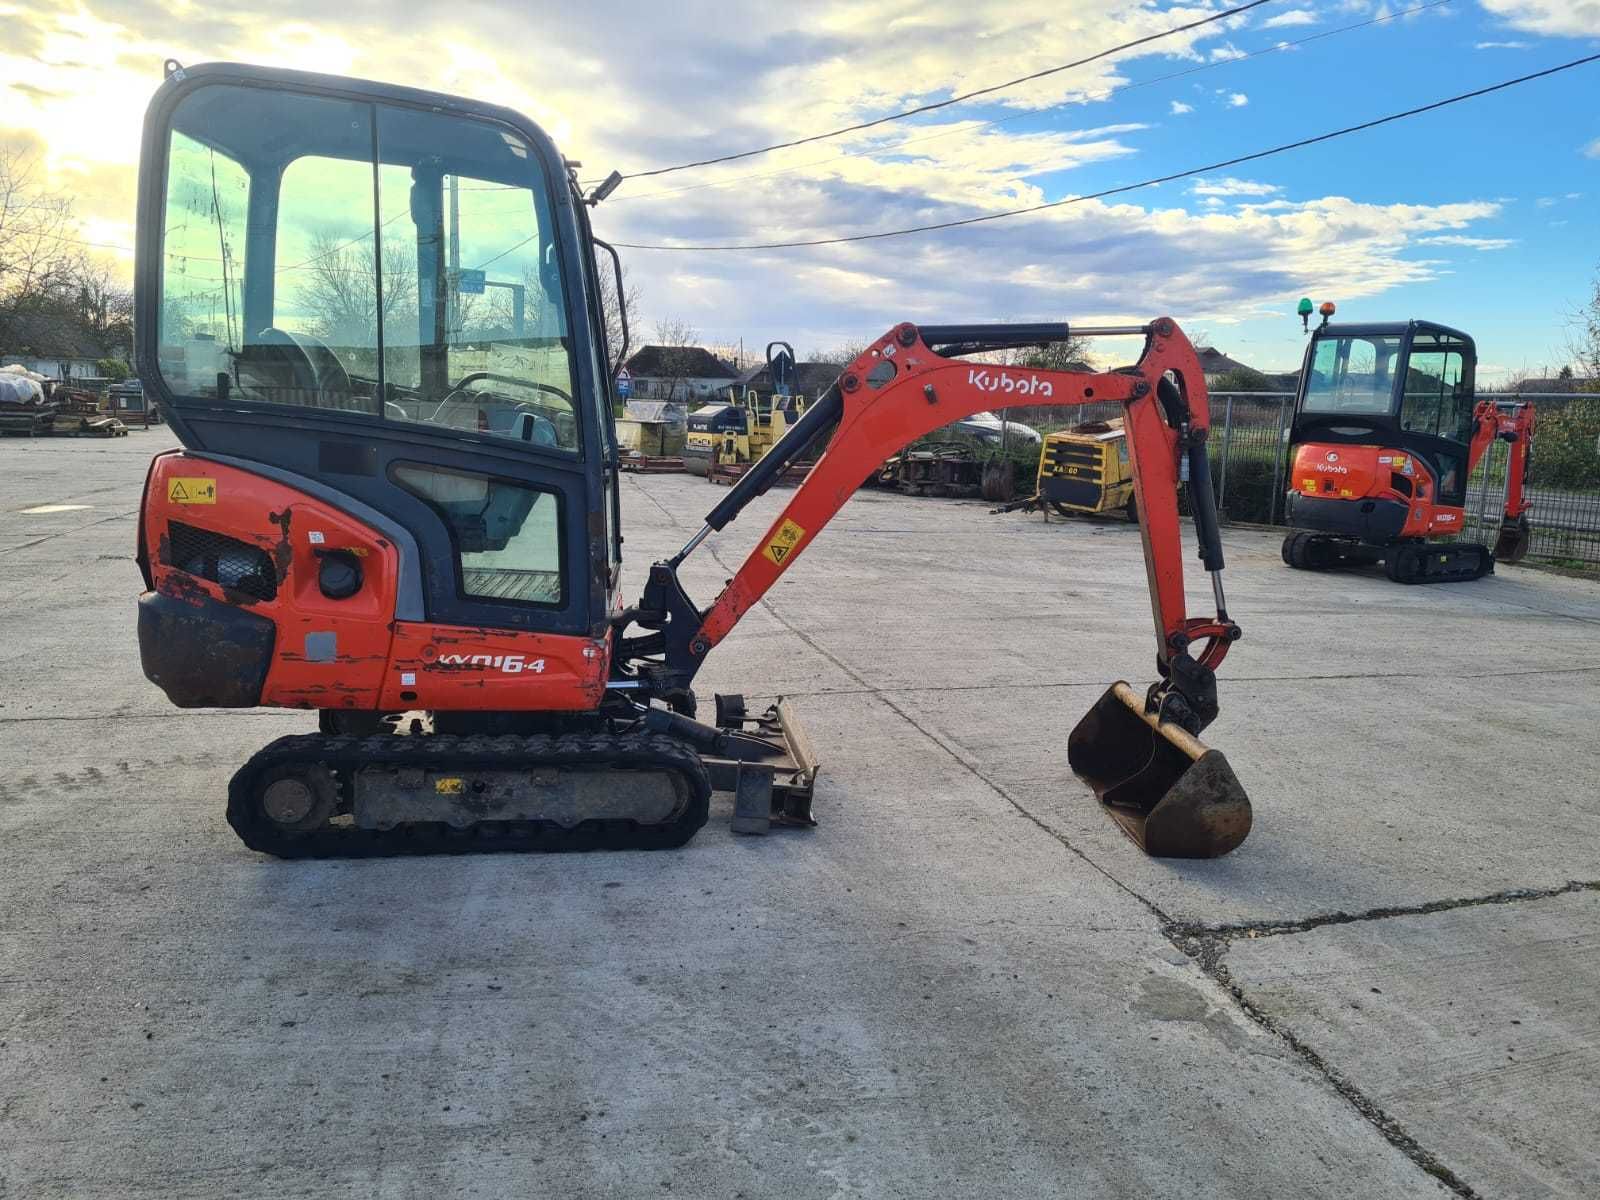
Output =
[
  {"x1": 0, "y1": 313, "x2": 111, "y2": 380},
  {"x1": 623, "y1": 345, "x2": 738, "y2": 402},
  {"x1": 736, "y1": 358, "x2": 843, "y2": 401},
  {"x1": 1197, "y1": 345, "x2": 1299, "y2": 392}
]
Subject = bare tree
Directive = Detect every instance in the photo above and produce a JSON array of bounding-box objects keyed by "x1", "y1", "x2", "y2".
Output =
[
  {"x1": 807, "y1": 342, "x2": 867, "y2": 366},
  {"x1": 295, "y1": 233, "x2": 416, "y2": 350},
  {"x1": 73, "y1": 262, "x2": 134, "y2": 352},
  {"x1": 1571, "y1": 268, "x2": 1600, "y2": 384},
  {"x1": 0, "y1": 144, "x2": 84, "y2": 338},
  {"x1": 650, "y1": 317, "x2": 701, "y2": 401},
  {"x1": 599, "y1": 262, "x2": 641, "y2": 369}
]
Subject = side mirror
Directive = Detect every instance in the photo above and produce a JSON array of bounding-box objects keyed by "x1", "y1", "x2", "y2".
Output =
[{"x1": 592, "y1": 237, "x2": 630, "y2": 376}]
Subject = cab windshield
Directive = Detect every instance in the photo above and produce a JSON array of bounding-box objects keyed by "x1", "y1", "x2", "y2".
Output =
[
  {"x1": 157, "y1": 84, "x2": 581, "y2": 451},
  {"x1": 1300, "y1": 334, "x2": 1401, "y2": 416}
]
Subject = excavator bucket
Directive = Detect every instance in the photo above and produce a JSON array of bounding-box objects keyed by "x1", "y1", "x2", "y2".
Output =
[
  {"x1": 1068, "y1": 682, "x2": 1251, "y2": 859},
  {"x1": 1493, "y1": 514, "x2": 1531, "y2": 564}
]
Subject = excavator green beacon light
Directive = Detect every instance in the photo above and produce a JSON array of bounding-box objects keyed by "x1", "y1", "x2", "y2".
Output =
[{"x1": 1297, "y1": 296, "x2": 1314, "y2": 332}]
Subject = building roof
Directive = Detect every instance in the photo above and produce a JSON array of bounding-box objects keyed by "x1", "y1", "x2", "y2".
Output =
[
  {"x1": 624, "y1": 344, "x2": 738, "y2": 379},
  {"x1": 0, "y1": 312, "x2": 109, "y2": 361},
  {"x1": 736, "y1": 360, "x2": 843, "y2": 398},
  {"x1": 1195, "y1": 347, "x2": 1254, "y2": 376}
]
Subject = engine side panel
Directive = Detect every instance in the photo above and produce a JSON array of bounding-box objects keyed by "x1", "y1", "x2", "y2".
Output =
[
  {"x1": 140, "y1": 453, "x2": 609, "y2": 713},
  {"x1": 1288, "y1": 441, "x2": 1465, "y2": 540},
  {"x1": 379, "y1": 623, "x2": 609, "y2": 711}
]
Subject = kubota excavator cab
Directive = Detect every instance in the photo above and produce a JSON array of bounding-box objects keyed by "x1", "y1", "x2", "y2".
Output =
[{"x1": 1281, "y1": 315, "x2": 1534, "y2": 583}]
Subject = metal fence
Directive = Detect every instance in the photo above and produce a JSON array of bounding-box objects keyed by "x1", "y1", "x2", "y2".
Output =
[{"x1": 1169, "y1": 390, "x2": 1599, "y2": 570}]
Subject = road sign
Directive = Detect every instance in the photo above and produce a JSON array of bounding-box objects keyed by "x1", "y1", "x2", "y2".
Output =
[
  {"x1": 456, "y1": 268, "x2": 486, "y2": 295},
  {"x1": 616, "y1": 368, "x2": 633, "y2": 399}
]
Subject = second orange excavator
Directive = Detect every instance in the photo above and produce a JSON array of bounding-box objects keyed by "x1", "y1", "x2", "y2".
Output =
[{"x1": 1282, "y1": 304, "x2": 1535, "y2": 583}]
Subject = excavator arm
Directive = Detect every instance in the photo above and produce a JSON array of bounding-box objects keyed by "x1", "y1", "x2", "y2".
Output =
[
  {"x1": 620, "y1": 319, "x2": 1252, "y2": 859},
  {"x1": 1468, "y1": 398, "x2": 1537, "y2": 563}
]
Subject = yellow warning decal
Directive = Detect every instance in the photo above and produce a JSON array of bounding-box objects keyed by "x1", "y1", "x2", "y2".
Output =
[
  {"x1": 168, "y1": 477, "x2": 217, "y2": 505},
  {"x1": 762, "y1": 518, "x2": 807, "y2": 566},
  {"x1": 1302, "y1": 478, "x2": 1316, "y2": 491},
  {"x1": 435, "y1": 778, "x2": 465, "y2": 795}
]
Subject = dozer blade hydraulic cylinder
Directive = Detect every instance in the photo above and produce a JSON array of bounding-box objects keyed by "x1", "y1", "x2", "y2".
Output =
[{"x1": 1068, "y1": 682, "x2": 1251, "y2": 859}]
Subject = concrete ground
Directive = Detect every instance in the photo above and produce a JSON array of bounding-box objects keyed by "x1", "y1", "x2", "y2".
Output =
[{"x1": 2, "y1": 428, "x2": 1597, "y2": 1199}]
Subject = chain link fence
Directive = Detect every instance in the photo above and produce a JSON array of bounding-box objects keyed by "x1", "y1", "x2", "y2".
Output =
[{"x1": 1197, "y1": 390, "x2": 1600, "y2": 571}]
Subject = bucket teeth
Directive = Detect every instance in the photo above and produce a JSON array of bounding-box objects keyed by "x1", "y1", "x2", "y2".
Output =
[{"x1": 1068, "y1": 681, "x2": 1252, "y2": 859}]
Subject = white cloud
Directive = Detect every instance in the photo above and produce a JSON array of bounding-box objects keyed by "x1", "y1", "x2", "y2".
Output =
[
  {"x1": 1228, "y1": 93, "x2": 1250, "y2": 107},
  {"x1": 1476, "y1": 0, "x2": 1600, "y2": 38},
  {"x1": 0, "y1": 0, "x2": 1518, "y2": 357},
  {"x1": 1584, "y1": 138, "x2": 1600, "y2": 159},
  {"x1": 1191, "y1": 177, "x2": 1281, "y2": 197},
  {"x1": 1169, "y1": 100, "x2": 1194, "y2": 115},
  {"x1": 1474, "y1": 39, "x2": 1530, "y2": 48},
  {"x1": 1209, "y1": 42, "x2": 1247, "y2": 61},
  {"x1": 1261, "y1": 10, "x2": 1319, "y2": 28},
  {"x1": 1415, "y1": 235, "x2": 1516, "y2": 249}
]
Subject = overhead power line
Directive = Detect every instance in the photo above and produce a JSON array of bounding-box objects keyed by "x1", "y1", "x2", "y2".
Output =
[
  {"x1": 613, "y1": 52, "x2": 1600, "y2": 253},
  {"x1": 615, "y1": 0, "x2": 1284, "y2": 181},
  {"x1": 608, "y1": 0, "x2": 1455, "y2": 206}
]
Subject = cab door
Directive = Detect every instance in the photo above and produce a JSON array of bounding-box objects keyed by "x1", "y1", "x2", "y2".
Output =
[
  {"x1": 1396, "y1": 332, "x2": 1476, "y2": 507},
  {"x1": 136, "y1": 65, "x2": 614, "y2": 639}
]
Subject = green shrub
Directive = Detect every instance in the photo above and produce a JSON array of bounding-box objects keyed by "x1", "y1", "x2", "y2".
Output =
[{"x1": 1533, "y1": 398, "x2": 1600, "y2": 491}]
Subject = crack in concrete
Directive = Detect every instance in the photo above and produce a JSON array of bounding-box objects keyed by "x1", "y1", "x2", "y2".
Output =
[
  {"x1": 735, "y1": 591, "x2": 1484, "y2": 1198},
  {"x1": 1170, "y1": 879, "x2": 1600, "y2": 944},
  {"x1": 661, "y1": 493, "x2": 1574, "y2": 1196},
  {"x1": 1170, "y1": 932, "x2": 1484, "y2": 1199}
]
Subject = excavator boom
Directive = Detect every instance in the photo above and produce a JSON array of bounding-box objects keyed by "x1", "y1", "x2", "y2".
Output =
[{"x1": 622, "y1": 319, "x2": 1251, "y2": 858}]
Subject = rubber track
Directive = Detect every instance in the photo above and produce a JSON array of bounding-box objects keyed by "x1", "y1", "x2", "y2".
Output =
[
  {"x1": 1385, "y1": 542, "x2": 1492, "y2": 584},
  {"x1": 227, "y1": 731, "x2": 711, "y2": 859}
]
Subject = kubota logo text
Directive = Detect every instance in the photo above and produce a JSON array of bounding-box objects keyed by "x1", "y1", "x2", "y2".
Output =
[
  {"x1": 967, "y1": 368, "x2": 1054, "y2": 397},
  {"x1": 435, "y1": 653, "x2": 546, "y2": 674}
]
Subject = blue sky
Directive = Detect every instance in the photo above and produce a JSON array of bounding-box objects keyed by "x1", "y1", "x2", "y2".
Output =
[{"x1": 3, "y1": 0, "x2": 1597, "y2": 379}]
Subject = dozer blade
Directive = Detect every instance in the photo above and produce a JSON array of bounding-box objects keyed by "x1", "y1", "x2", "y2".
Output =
[{"x1": 1068, "y1": 682, "x2": 1251, "y2": 859}]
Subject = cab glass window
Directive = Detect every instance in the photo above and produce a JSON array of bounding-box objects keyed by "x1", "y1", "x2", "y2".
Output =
[
  {"x1": 156, "y1": 83, "x2": 580, "y2": 451},
  {"x1": 1401, "y1": 336, "x2": 1472, "y2": 443},
  {"x1": 394, "y1": 464, "x2": 564, "y2": 607},
  {"x1": 1301, "y1": 335, "x2": 1401, "y2": 415}
]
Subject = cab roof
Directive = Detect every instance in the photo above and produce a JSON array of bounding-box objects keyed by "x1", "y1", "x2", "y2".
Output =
[{"x1": 1317, "y1": 319, "x2": 1474, "y2": 347}]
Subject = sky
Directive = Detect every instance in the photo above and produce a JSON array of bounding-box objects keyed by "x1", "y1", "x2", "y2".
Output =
[{"x1": 2, "y1": 0, "x2": 1597, "y2": 380}]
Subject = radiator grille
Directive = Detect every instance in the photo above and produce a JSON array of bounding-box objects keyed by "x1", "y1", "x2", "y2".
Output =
[{"x1": 167, "y1": 521, "x2": 278, "y2": 601}]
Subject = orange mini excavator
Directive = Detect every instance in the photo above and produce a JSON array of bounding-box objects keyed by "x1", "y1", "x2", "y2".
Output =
[
  {"x1": 1282, "y1": 305, "x2": 1536, "y2": 583},
  {"x1": 132, "y1": 62, "x2": 1251, "y2": 860}
]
